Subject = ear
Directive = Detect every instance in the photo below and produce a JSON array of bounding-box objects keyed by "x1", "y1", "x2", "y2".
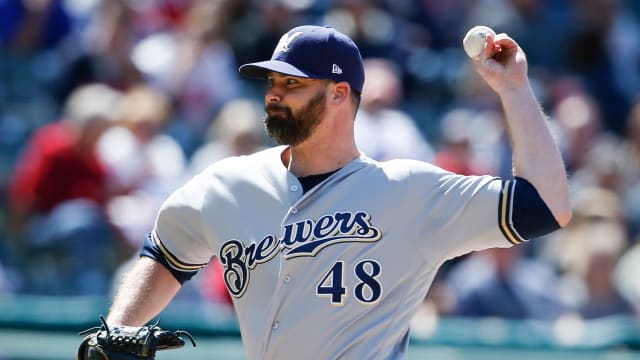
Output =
[{"x1": 330, "y1": 82, "x2": 350, "y2": 105}]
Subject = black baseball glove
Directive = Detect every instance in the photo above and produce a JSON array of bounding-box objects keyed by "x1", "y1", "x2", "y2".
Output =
[{"x1": 77, "y1": 316, "x2": 196, "y2": 360}]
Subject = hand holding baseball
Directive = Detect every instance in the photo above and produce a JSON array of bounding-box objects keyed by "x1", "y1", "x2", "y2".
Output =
[
  {"x1": 463, "y1": 25, "x2": 529, "y2": 94},
  {"x1": 463, "y1": 26, "x2": 496, "y2": 60}
]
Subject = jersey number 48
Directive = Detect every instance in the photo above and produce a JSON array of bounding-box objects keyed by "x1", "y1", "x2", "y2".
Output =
[{"x1": 316, "y1": 260, "x2": 382, "y2": 306}]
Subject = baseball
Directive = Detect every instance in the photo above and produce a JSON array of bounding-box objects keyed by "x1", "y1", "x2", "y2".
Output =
[{"x1": 463, "y1": 25, "x2": 496, "y2": 59}]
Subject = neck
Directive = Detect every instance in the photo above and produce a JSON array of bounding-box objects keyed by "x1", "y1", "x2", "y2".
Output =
[
  {"x1": 283, "y1": 141, "x2": 359, "y2": 177},
  {"x1": 282, "y1": 116, "x2": 360, "y2": 177}
]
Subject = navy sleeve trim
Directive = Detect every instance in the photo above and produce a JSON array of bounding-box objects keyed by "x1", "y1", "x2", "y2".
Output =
[
  {"x1": 498, "y1": 177, "x2": 561, "y2": 244},
  {"x1": 140, "y1": 232, "x2": 207, "y2": 284},
  {"x1": 498, "y1": 179, "x2": 525, "y2": 244}
]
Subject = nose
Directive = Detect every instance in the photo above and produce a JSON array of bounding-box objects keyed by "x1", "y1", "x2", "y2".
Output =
[{"x1": 266, "y1": 86, "x2": 282, "y2": 104}]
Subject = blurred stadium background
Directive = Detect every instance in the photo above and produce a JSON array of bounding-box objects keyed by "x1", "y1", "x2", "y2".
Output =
[{"x1": 1, "y1": 0, "x2": 640, "y2": 359}]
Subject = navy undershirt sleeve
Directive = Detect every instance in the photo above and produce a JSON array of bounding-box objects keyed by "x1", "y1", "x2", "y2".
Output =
[
  {"x1": 511, "y1": 176, "x2": 561, "y2": 239},
  {"x1": 140, "y1": 233, "x2": 198, "y2": 284}
]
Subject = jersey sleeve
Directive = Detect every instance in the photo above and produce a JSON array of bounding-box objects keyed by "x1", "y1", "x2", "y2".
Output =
[
  {"x1": 408, "y1": 164, "x2": 561, "y2": 261},
  {"x1": 145, "y1": 172, "x2": 216, "y2": 280},
  {"x1": 405, "y1": 162, "x2": 511, "y2": 260}
]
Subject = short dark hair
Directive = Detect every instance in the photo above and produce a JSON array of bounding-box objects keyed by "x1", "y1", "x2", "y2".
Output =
[
  {"x1": 324, "y1": 79, "x2": 361, "y2": 112},
  {"x1": 350, "y1": 89, "x2": 361, "y2": 110}
]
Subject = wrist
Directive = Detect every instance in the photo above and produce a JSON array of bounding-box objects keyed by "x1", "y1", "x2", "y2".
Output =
[{"x1": 497, "y1": 82, "x2": 535, "y2": 104}]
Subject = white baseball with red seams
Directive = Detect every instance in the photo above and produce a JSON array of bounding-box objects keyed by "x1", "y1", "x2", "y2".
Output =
[{"x1": 463, "y1": 25, "x2": 496, "y2": 59}]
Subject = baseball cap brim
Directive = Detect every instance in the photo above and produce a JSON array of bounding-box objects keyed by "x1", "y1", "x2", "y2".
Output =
[{"x1": 239, "y1": 60, "x2": 321, "y2": 80}]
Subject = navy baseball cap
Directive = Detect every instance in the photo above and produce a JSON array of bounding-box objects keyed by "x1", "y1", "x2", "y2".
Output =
[{"x1": 239, "y1": 25, "x2": 365, "y2": 94}]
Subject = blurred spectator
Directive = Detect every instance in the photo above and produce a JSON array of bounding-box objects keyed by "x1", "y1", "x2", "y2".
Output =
[
  {"x1": 614, "y1": 236, "x2": 640, "y2": 315},
  {"x1": 131, "y1": 0, "x2": 242, "y2": 154},
  {"x1": 413, "y1": 0, "x2": 470, "y2": 49},
  {"x1": 322, "y1": 0, "x2": 403, "y2": 60},
  {"x1": 443, "y1": 58, "x2": 514, "y2": 178},
  {"x1": 7, "y1": 83, "x2": 124, "y2": 295},
  {"x1": 0, "y1": 1, "x2": 85, "y2": 185},
  {"x1": 59, "y1": 0, "x2": 144, "y2": 99},
  {"x1": 552, "y1": 90, "x2": 609, "y2": 174},
  {"x1": 189, "y1": 98, "x2": 267, "y2": 175},
  {"x1": 228, "y1": 0, "x2": 306, "y2": 69},
  {"x1": 541, "y1": 187, "x2": 624, "y2": 276},
  {"x1": 616, "y1": 99, "x2": 640, "y2": 191},
  {"x1": 101, "y1": 84, "x2": 194, "y2": 301},
  {"x1": 612, "y1": 100, "x2": 640, "y2": 236},
  {"x1": 97, "y1": 84, "x2": 187, "y2": 250},
  {"x1": 9, "y1": 83, "x2": 122, "y2": 220},
  {"x1": 446, "y1": 246, "x2": 567, "y2": 320},
  {"x1": 354, "y1": 58, "x2": 434, "y2": 161},
  {"x1": 565, "y1": 0, "x2": 640, "y2": 134},
  {"x1": 434, "y1": 108, "x2": 498, "y2": 175},
  {"x1": 570, "y1": 136, "x2": 624, "y2": 194},
  {"x1": 98, "y1": 84, "x2": 184, "y2": 192},
  {"x1": 463, "y1": 0, "x2": 571, "y2": 71},
  {"x1": 126, "y1": 0, "x2": 195, "y2": 34},
  {"x1": 577, "y1": 229, "x2": 634, "y2": 319},
  {"x1": 0, "y1": 0, "x2": 72, "y2": 53},
  {"x1": 540, "y1": 186, "x2": 632, "y2": 318},
  {"x1": 0, "y1": 259, "x2": 12, "y2": 294}
]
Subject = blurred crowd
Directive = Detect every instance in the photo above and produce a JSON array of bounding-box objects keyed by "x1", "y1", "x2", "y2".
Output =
[{"x1": 0, "y1": 0, "x2": 639, "y2": 331}]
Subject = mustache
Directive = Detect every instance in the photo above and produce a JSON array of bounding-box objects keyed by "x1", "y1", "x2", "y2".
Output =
[{"x1": 266, "y1": 103, "x2": 289, "y2": 113}]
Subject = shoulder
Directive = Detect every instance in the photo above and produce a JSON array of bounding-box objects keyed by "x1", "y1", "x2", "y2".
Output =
[
  {"x1": 373, "y1": 158, "x2": 449, "y2": 178},
  {"x1": 196, "y1": 146, "x2": 284, "y2": 179},
  {"x1": 368, "y1": 158, "x2": 502, "y2": 197},
  {"x1": 156, "y1": 146, "x2": 284, "y2": 230},
  {"x1": 353, "y1": 157, "x2": 450, "y2": 191},
  {"x1": 174, "y1": 146, "x2": 285, "y2": 199}
]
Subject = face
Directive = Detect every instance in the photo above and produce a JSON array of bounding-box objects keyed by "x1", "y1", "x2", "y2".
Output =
[{"x1": 264, "y1": 74, "x2": 328, "y2": 146}]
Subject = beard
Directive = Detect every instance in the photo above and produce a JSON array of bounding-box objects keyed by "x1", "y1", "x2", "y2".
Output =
[{"x1": 264, "y1": 90, "x2": 327, "y2": 146}]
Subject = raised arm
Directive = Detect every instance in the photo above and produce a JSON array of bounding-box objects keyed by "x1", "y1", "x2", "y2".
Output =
[
  {"x1": 474, "y1": 33, "x2": 572, "y2": 227},
  {"x1": 107, "y1": 256, "x2": 181, "y2": 326}
]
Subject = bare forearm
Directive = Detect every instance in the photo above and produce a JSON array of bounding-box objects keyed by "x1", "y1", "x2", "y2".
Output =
[
  {"x1": 473, "y1": 32, "x2": 572, "y2": 227},
  {"x1": 500, "y1": 84, "x2": 572, "y2": 226},
  {"x1": 107, "y1": 256, "x2": 181, "y2": 326}
]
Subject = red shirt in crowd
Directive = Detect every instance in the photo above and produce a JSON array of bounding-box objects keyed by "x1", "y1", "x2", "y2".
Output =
[{"x1": 9, "y1": 122, "x2": 108, "y2": 215}]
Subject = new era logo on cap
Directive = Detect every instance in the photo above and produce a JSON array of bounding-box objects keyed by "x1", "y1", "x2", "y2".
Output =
[{"x1": 238, "y1": 25, "x2": 365, "y2": 93}]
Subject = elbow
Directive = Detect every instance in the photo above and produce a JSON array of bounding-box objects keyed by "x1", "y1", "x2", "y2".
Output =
[
  {"x1": 555, "y1": 207, "x2": 573, "y2": 228},
  {"x1": 544, "y1": 185, "x2": 573, "y2": 229},
  {"x1": 556, "y1": 210, "x2": 573, "y2": 228},
  {"x1": 556, "y1": 191, "x2": 573, "y2": 228}
]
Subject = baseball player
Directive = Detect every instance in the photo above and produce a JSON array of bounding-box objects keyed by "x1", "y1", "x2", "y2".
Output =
[{"x1": 99, "y1": 25, "x2": 571, "y2": 359}]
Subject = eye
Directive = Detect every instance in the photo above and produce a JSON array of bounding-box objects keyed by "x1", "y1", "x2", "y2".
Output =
[{"x1": 286, "y1": 78, "x2": 299, "y2": 85}]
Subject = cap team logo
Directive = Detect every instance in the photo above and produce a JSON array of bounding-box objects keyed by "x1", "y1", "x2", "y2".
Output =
[
  {"x1": 219, "y1": 211, "x2": 382, "y2": 297},
  {"x1": 273, "y1": 31, "x2": 303, "y2": 55}
]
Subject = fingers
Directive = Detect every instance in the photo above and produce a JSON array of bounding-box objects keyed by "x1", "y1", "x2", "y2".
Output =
[
  {"x1": 472, "y1": 32, "x2": 530, "y2": 93},
  {"x1": 475, "y1": 35, "x2": 506, "y2": 75},
  {"x1": 482, "y1": 33, "x2": 519, "y2": 62},
  {"x1": 478, "y1": 57, "x2": 505, "y2": 75},
  {"x1": 491, "y1": 33, "x2": 519, "y2": 49}
]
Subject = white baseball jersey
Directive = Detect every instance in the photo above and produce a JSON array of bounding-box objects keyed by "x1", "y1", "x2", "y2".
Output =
[{"x1": 151, "y1": 145, "x2": 520, "y2": 359}]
